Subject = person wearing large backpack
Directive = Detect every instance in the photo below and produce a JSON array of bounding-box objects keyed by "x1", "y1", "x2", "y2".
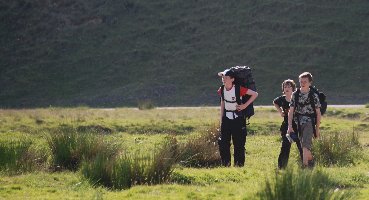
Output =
[
  {"x1": 287, "y1": 72, "x2": 321, "y2": 168},
  {"x1": 217, "y1": 69, "x2": 258, "y2": 167},
  {"x1": 273, "y1": 79, "x2": 303, "y2": 169}
]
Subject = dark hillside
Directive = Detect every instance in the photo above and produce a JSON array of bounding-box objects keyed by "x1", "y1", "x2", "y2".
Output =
[{"x1": 1, "y1": 0, "x2": 368, "y2": 107}]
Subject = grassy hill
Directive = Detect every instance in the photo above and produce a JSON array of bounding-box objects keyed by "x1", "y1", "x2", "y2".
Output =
[{"x1": 1, "y1": 0, "x2": 369, "y2": 107}]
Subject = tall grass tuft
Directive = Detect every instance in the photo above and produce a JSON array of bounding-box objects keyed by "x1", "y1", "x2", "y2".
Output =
[
  {"x1": 47, "y1": 128, "x2": 119, "y2": 171},
  {"x1": 81, "y1": 136, "x2": 178, "y2": 190},
  {"x1": 81, "y1": 152, "x2": 132, "y2": 190},
  {"x1": 178, "y1": 124, "x2": 221, "y2": 167},
  {"x1": 0, "y1": 138, "x2": 35, "y2": 174},
  {"x1": 133, "y1": 136, "x2": 178, "y2": 185},
  {"x1": 313, "y1": 131, "x2": 362, "y2": 167},
  {"x1": 257, "y1": 167, "x2": 356, "y2": 200}
]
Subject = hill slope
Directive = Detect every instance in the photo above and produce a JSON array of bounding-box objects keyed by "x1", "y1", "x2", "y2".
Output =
[{"x1": 1, "y1": 0, "x2": 369, "y2": 107}]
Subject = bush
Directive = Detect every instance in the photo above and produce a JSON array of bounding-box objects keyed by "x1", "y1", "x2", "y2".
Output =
[
  {"x1": 47, "y1": 128, "x2": 119, "y2": 171},
  {"x1": 257, "y1": 167, "x2": 356, "y2": 200},
  {"x1": 81, "y1": 153, "x2": 131, "y2": 190},
  {"x1": 313, "y1": 131, "x2": 362, "y2": 167},
  {"x1": 178, "y1": 124, "x2": 222, "y2": 167},
  {"x1": 81, "y1": 136, "x2": 178, "y2": 189},
  {"x1": 0, "y1": 138, "x2": 33, "y2": 174}
]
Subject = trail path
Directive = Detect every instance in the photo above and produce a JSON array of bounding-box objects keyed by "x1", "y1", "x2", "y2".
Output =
[
  {"x1": 101, "y1": 105, "x2": 365, "y2": 111},
  {"x1": 156, "y1": 105, "x2": 365, "y2": 109}
]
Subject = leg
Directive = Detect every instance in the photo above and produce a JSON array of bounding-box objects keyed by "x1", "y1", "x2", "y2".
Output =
[
  {"x1": 232, "y1": 118, "x2": 246, "y2": 167},
  {"x1": 295, "y1": 138, "x2": 303, "y2": 165},
  {"x1": 278, "y1": 135, "x2": 291, "y2": 169},
  {"x1": 302, "y1": 147, "x2": 310, "y2": 166},
  {"x1": 218, "y1": 117, "x2": 232, "y2": 167},
  {"x1": 300, "y1": 122, "x2": 314, "y2": 167}
]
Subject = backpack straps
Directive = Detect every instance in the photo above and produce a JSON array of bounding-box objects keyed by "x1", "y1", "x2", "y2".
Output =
[
  {"x1": 235, "y1": 84, "x2": 249, "y2": 125},
  {"x1": 308, "y1": 87, "x2": 317, "y2": 137},
  {"x1": 221, "y1": 85, "x2": 237, "y2": 104},
  {"x1": 220, "y1": 85, "x2": 237, "y2": 118},
  {"x1": 220, "y1": 85, "x2": 225, "y2": 117},
  {"x1": 221, "y1": 84, "x2": 246, "y2": 122},
  {"x1": 235, "y1": 84, "x2": 241, "y2": 105},
  {"x1": 309, "y1": 88, "x2": 317, "y2": 116},
  {"x1": 294, "y1": 89, "x2": 301, "y2": 136}
]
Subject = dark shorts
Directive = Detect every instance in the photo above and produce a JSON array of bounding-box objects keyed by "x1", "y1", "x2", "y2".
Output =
[{"x1": 299, "y1": 121, "x2": 314, "y2": 150}]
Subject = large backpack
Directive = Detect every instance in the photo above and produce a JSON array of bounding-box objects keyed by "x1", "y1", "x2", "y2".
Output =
[{"x1": 220, "y1": 66, "x2": 257, "y2": 120}]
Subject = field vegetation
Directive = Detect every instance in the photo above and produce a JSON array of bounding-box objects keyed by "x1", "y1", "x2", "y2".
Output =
[{"x1": 0, "y1": 106, "x2": 368, "y2": 199}]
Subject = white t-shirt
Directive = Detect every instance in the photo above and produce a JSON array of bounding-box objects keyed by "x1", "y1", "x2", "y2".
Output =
[{"x1": 219, "y1": 85, "x2": 248, "y2": 119}]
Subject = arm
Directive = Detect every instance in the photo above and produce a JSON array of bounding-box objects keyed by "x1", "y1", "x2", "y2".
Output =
[
  {"x1": 236, "y1": 89, "x2": 258, "y2": 111},
  {"x1": 287, "y1": 106, "x2": 295, "y2": 134},
  {"x1": 315, "y1": 108, "x2": 321, "y2": 138},
  {"x1": 273, "y1": 102, "x2": 284, "y2": 117}
]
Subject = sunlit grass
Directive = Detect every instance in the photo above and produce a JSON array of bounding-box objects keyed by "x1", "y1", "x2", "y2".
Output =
[{"x1": 0, "y1": 107, "x2": 368, "y2": 199}]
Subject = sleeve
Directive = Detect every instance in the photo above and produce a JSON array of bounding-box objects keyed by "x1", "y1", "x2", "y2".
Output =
[
  {"x1": 313, "y1": 93, "x2": 321, "y2": 108},
  {"x1": 240, "y1": 86, "x2": 249, "y2": 96},
  {"x1": 273, "y1": 96, "x2": 282, "y2": 106},
  {"x1": 290, "y1": 92, "x2": 296, "y2": 108}
]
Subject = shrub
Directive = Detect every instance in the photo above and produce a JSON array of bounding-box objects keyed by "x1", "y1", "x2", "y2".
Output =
[
  {"x1": 47, "y1": 128, "x2": 119, "y2": 171},
  {"x1": 81, "y1": 136, "x2": 178, "y2": 189},
  {"x1": 81, "y1": 153, "x2": 131, "y2": 190},
  {"x1": 0, "y1": 138, "x2": 40, "y2": 174},
  {"x1": 178, "y1": 124, "x2": 221, "y2": 167},
  {"x1": 257, "y1": 167, "x2": 356, "y2": 200},
  {"x1": 137, "y1": 136, "x2": 178, "y2": 185},
  {"x1": 313, "y1": 131, "x2": 362, "y2": 167}
]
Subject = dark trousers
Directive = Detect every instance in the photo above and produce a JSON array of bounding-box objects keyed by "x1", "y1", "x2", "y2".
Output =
[
  {"x1": 278, "y1": 121, "x2": 303, "y2": 169},
  {"x1": 218, "y1": 116, "x2": 247, "y2": 167},
  {"x1": 278, "y1": 135, "x2": 303, "y2": 169}
]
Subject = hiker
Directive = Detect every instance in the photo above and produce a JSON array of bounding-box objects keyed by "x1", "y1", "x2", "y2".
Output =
[
  {"x1": 287, "y1": 72, "x2": 321, "y2": 168},
  {"x1": 273, "y1": 79, "x2": 303, "y2": 169},
  {"x1": 217, "y1": 69, "x2": 258, "y2": 167}
]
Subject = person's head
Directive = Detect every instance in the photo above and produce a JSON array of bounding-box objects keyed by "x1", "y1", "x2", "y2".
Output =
[
  {"x1": 281, "y1": 79, "x2": 296, "y2": 94},
  {"x1": 298, "y1": 72, "x2": 313, "y2": 89},
  {"x1": 218, "y1": 69, "x2": 235, "y2": 87}
]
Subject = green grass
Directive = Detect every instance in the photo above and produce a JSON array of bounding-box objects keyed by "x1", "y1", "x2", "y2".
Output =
[
  {"x1": 258, "y1": 167, "x2": 356, "y2": 200},
  {"x1": 0, "y1": 107, "x2": 369, "y2": 199},
  {"x1": 1, "y1": 1, "x2": 369, "y2": 107}
]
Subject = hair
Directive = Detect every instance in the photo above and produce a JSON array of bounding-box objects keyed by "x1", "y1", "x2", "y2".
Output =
[
  {"x1": 299, "y1": 72, "x2": 313, "y2": 82},
  {"x1": 281, "y1": 79, "x2": 296, "y2": 93}
]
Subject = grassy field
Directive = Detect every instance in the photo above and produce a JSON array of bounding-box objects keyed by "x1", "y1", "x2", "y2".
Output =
[{"x1": 0, "y1": 106, "x2": 368, "y2": 199}]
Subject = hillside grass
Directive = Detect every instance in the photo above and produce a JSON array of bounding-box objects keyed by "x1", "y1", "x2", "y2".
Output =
[
  {"x1": 0, "y1": 107, "x2": 368, "y2": 199},
  {"x1": 1, "y1": 1, "x2": 369, "y2": 107}
]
